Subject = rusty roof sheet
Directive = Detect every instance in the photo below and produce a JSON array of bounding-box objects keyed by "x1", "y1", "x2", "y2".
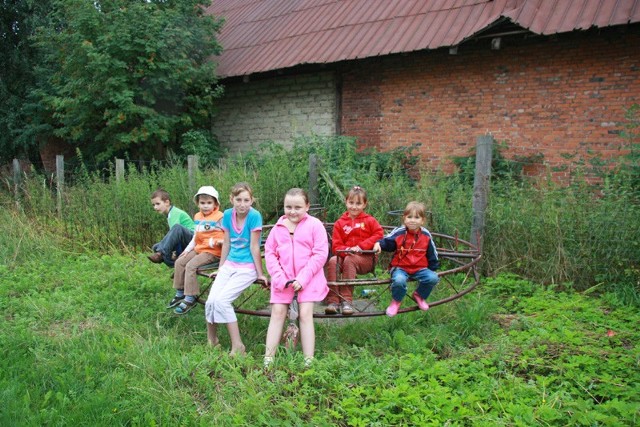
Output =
[{"x1": 205, "y1": 0, "x2": 640, "y2": 77}]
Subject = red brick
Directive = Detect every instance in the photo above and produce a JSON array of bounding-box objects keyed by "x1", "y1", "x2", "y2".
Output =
[{"x1": 340, "y1": 27, "x2": 640, "y2": 181}]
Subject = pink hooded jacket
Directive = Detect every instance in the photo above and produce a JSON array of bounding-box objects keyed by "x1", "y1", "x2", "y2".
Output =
[{"x1": 265, "y1": 213, "x2": 329, "y2": 304}]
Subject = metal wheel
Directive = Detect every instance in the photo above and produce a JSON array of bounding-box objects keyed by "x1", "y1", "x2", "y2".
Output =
[{"x1": 196, "y1": 224, "x2": 481, "y2": 318}]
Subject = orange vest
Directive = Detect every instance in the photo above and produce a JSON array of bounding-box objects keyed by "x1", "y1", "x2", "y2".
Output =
[{"x1": 194, "y1": 209, "x2": 224, "y2": 257}]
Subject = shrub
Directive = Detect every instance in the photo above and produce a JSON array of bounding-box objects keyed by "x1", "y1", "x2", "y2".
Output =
[{"x1": 2, "y1": 133, "x2": 639, "y2": 304}]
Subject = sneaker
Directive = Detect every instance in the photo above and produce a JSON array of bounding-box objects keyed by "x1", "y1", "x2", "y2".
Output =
[
  {"x1": 325, "y1": 303, "x2": 340, "y2": 315},
  {"x1": 386, "y1": 300, "x2": 401, "y2": 317},
  {"x1": 412, "y1": 292, "x2": 430, "y2": 311},
  {"x1": 166, "y1": 295, "x2": 184, "y2": 309},
  {"x1": 147, "y1": 252, "x2": 163, "y2": 263},
  {"x1": 341, "y1": 302, "x2": 355, "y2": 316}
]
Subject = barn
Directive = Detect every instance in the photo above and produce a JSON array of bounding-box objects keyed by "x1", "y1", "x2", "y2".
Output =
[{"x1": 205, "y1": 0, "x2": 640, "y2": 178}]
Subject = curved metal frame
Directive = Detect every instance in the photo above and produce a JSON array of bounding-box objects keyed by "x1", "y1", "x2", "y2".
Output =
[{"x1": 197, "y1": 224, "x2": 481, "y2": 318}]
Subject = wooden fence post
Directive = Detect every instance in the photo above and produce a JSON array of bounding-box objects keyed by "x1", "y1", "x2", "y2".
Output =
[
  {"x1": 470, "y1": 135, "x2": 493, "y2": 251},
  {"x1": 56, "y1": 155, "x2": 64, "y2": 216},
  {"x1": 13, "y1": 159, "x2": 21, "y2": 208},
  {"x1": 115, "y1": 158, "x2": 125, "y2": 182},
  {"x1": 308, "y1": 154, "x2": 319, "y2": 205},
  {"x1": 188, "y1": 155, "x2": 198, "y2": 196}
]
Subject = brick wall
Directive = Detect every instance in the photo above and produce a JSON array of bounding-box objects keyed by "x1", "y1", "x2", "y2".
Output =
[
  {"x1": 213, "y1": 72, "x2": 337, "y2": 154},
  {"x1": 341, "y1": 26, "x2": 640, "y2": 178}
]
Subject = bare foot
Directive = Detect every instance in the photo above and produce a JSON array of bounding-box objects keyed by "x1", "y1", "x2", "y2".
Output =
[
  {"x1": 208, "y1": 339, "x2": 220, "y2": 348},
  {"x1": 229, "y1": 344, "x2": 246, "y2": 357}
]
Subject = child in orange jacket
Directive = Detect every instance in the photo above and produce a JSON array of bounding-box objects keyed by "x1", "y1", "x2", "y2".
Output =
[{"x1": 170, "y1": 186, "x2": 224, "y2": 315}]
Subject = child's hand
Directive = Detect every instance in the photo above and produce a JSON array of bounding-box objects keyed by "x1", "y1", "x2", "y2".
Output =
[
  {"x1": 285, "y1": 279, "x2": 302, "y2": 291},
  {"x1": 177, "y1": 250, "x2": 190, "y2": 259},
  {"x1": 350, "y1": 246, "x2": 362, "y2": 253},
  {"x1": 257, "y1": 275, "x2": 269, "y2": 288},
  {"x1": 373, "y1": 242, "x2": 381, "y2": 253}
]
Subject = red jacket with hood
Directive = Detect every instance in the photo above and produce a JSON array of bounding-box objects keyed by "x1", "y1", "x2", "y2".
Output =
[
  {"x1": 376, "y1": 226, "x2": 440, "y2": 274},
  {"x1": 331, "y1": 211, "x2": 384, "y2": 256}
]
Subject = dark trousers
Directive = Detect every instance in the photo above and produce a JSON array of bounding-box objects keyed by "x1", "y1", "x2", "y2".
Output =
[{"x1": 152, "y1": 225, "x2": 194, "y2": 267}]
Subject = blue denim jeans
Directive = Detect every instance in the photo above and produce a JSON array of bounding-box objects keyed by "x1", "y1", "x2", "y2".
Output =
[
  {"x1": 390, "y1": 267, "x2": 440, "y2": 302},
  {"x1": 152, "y1": 224, "x2": 194, "y2": 267}
]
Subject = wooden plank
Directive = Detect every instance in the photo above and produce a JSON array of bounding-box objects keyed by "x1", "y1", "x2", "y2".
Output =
[
  {"x1": 13, "y1": 159, "x2": 21, "y2": 209},
  {"x1": 115, "y1": 158, "x2": 125, "y2": 182},
  {"x1": 470, "y1": 135, "x2": 492, "y2": 251},
  {"x1": 56, "y1": 155, "x2": 64, "y2": 216},
  {"x1": 308, "y1": 154, "x2": 319, "y2": 205},
  {"x1": 188, "y1": 155, "x2": 198, "y2": 196}
]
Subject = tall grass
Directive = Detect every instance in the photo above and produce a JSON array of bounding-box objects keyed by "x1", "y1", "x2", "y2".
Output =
[
  {"x1": 2, "y1": 135, "x2": 639, "y2": 304},
  {"x1": 0, "y1": 207, "x2": 71, "y2": 268},
  {"x1": 483, "y1": 173, "x2": 640, "y2": 304}
]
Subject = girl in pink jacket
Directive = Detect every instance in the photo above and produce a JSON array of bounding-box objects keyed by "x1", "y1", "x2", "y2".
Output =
[{"x1": 264, "y1": 188, "x2": 329, "y2": 368}]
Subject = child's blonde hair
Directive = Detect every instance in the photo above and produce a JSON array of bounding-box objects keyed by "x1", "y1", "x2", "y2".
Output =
[
  {"x1": 403, "y1": 201, "x2": 426, "y2": 218},
  {"x1": 346, "y1": 185, "x2": 367, "y2": 203},
  {"x1": 285, "y1": 188, "x2": 309, "y2": 204},
  {"x1": 231, "y1": 182, "x2": 254, "y2": 198}
]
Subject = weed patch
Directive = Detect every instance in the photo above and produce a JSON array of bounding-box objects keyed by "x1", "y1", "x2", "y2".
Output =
[{"x1": 1, "y1": 250, "x2": 638, "y2": 425}]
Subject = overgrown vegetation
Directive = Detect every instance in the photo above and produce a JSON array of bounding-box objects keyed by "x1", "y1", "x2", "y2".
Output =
[
  {"x1": 3, "y1": 129, "x2": 638, "y2": 305},
  {"x1": 618, "y1": 103, "x2": 640, "y2": 192},
  {"x1": 1, "y1": 115, "x2": 639, "y2": 423},
  {"x1": 451, "y1": 140, "x2": 540, "y2": 185},
  {"x1": 1, "y1": 0, "x2": 224, "y2": 165},
  {"x1": 0, "y1": 242, "x2": 637, "y2": 425}
]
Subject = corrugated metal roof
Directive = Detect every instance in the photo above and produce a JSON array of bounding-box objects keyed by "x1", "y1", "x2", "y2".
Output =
[{"x1": 205, "y1": 0, "x2": 640, "y2": 77}]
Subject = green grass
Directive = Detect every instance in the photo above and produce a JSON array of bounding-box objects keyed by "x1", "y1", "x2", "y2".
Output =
[
  {"x1": 1, "y1": 252, "x2": 638, "y2": 426},
  {"x1": 1, "y1": 135, "x2": 639, "y2": 424}
]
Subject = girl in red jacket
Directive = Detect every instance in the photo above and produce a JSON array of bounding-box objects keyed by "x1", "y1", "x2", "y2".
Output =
[
  {"x1": 325, "y1": 186, "x2": 384, "y2": 315},
  {"x1": 373, "y1": 201, "x2": 440, "y2": 317}
]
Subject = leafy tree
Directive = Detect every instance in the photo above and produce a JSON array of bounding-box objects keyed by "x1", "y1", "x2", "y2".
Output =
[
  {"x1": 23, "y1": 0, "x2": 223, "y2": 164},
  {"x1": 0, "y1": 0, "x2": 52, "y2": 164}
]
